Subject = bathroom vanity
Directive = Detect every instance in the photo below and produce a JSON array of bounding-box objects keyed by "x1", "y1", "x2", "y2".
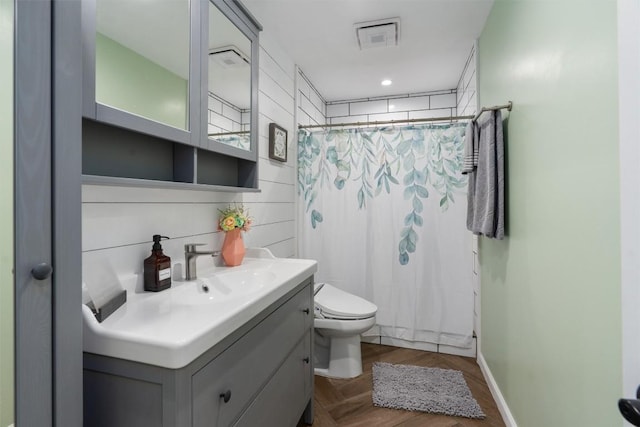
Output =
[{"x1": 82, "y1": 253, "x2": 317, "y2": 426}]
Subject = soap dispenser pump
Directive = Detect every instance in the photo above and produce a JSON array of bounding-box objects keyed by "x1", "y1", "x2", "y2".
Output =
[{"x1": 144, "y1": 235, "x2": 172, "y2": 292}]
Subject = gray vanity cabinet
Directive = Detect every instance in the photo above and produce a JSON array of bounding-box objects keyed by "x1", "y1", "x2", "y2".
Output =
[{"x1": 84, "y1": 278, "x2": 314, "y2": 427}]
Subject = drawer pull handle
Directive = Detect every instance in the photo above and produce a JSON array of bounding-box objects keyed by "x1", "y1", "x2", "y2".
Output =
[
  {"x1": 220, "y1": 390, "x2": 231, "y2": 403},
  {"x1": 303, "y1": 357, "x2": 310, "y2": 364},
  {"x1": 302, "y1": 308, "x2": 310, "y2": 314}
]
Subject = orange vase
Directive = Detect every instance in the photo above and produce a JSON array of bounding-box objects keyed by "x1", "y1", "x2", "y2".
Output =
[{"x1": 221, "y1": 228, "x2": 246, "y2": 266}]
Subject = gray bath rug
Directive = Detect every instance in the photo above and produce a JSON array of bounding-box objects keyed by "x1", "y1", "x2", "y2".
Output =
[{"x1": 372, "y1": 362, "x2": 486, "y2": 419}]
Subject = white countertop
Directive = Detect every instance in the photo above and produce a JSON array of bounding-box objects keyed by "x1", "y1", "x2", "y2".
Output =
[{"x1": 82, "y1": 249, "x2": 317, "y2": 369}]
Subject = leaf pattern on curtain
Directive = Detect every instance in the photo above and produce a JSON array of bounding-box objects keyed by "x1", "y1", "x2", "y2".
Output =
[
  {"x1": 298, "y1": 123, "x2": 468, "y2": 265},
  {"x1": 213, "y1": 135, "x2": 250, "y2": 151}
]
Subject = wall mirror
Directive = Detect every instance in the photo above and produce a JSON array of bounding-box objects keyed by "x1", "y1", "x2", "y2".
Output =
[
  {"x1": 94, "y1": 0, "x2": 191, "y2": 131},
  {"x1": 207, "y1": 1, "x2": 252, "y2": 152}
]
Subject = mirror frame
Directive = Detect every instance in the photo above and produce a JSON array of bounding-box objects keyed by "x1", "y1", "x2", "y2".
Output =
[
  {"x1": 203, "y1": 0, "x2": 261, "y2": 162},
  {"x1": 82, "y1": 0, "x2": 201, "y2": 145}
]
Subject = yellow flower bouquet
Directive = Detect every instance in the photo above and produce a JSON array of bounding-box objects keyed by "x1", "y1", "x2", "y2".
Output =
[{"x1": 218, "y1": 204, "x2": 252, "y2": 232}]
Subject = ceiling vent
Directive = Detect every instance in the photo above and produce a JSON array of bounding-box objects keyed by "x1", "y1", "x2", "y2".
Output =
[
  {"x1": 208, "y1": 45, "x2": 250, "y2": 68},
  {"x1": 354, "y1": 17, "x2": 400, "y2": 50}
]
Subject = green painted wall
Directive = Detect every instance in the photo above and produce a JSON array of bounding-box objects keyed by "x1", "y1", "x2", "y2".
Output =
[
  {"x1": 0, "y1": 0, "x2": 13, "y2": 425},
  {"x1": 478, "y1": 1, "x2": 621, "y2": 426},
  {"x1": 96, "y1": 33, "x2": 188, "y2": 130}
]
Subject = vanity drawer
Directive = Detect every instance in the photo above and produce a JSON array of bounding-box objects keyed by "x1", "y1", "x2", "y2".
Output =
[
  {"x1": 192, "y1": 284, "x2": 312, "y2": 427},
  {"x1": 234, "y1": 331, "x2": 312, "y2": 427}
]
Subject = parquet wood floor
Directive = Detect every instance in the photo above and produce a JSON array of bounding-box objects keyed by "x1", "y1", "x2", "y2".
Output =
[{"x1": 299, "y1": 343, "x2": 506, "y2": 427}]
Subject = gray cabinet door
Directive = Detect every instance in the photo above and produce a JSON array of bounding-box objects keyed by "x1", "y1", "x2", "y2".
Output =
[
  {"x1": 14, "y1": 0, "x2": 82, "y2": 425},
  {"x1": 14, "y1": 1, "x2": 54, "y2": 424}
]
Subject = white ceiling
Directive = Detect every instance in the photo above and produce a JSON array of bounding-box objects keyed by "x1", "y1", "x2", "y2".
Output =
[{"x1": 242, "y1": 0, "x2": 494, "y2": 102}]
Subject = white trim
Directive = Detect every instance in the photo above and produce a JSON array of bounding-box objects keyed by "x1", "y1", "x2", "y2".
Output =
[
  {"x1": 471, "y1": 39, "x2": 482, "y2": 352},
  {"x1": 368, "y1": 335, "x2": 477, "y2": 357},
  {"x1": 293, "y1": 65, "x2": 300, "y2": 257},
  {"x1": 360, "y1": 335, "x2": 380, "y2": 345},
  {"x1": 477, "y1": 353, "x2": 518, "y2": 427},
  {"x1": 618, "y1": 0, "x2": 640, "y2": 409},
  {"x1": 379, "y1": 336, "x2": 438, "y2": 352}
]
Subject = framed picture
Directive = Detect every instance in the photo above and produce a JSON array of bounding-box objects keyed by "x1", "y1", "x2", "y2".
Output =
[{"x1": 269, "y1": 123, "x2": 288, "y2": 162}]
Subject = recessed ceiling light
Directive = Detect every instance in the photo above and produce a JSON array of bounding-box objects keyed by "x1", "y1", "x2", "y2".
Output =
[
  {"x1": 381, "y1": 79, "x2": 392, "y2": 86},
  {"x1": 389, "y1": 104, "x2": 395, "y2": 110}
]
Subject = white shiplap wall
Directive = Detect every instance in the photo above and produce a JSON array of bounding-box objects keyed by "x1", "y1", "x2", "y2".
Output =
[{"x1": 82, "y1": 32, "x2": 298, "y2": 281}]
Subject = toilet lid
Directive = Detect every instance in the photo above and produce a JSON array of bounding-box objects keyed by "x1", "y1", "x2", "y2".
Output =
[{"x1": 314, "y1": 283, "x2": 377, "y2": 320}]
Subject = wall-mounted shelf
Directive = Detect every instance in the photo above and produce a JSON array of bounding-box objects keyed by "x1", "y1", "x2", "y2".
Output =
[
  {"x1": 82, "y1": 118, "x2": 260, "y2": 190},
  {"x1": 82, "y1": 175, "x2": 261, "y2": 193}
]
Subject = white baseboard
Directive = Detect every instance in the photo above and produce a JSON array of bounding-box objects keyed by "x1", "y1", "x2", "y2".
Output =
[
  {"x1": 439, "y1": 340, "x2": 477, "y2": 358},
  {"x1": 360, "y1": 335, "x2": 380, "y2": 344},
  {"x1": 477, "y1": 352, "x2": 518, "y2": 427},
  {"x1": 362, "y1": 335, "x2": 477, "y2": 358},
  {"x1": 379, "y1": 336, "x2": 439, "y2": 352}
]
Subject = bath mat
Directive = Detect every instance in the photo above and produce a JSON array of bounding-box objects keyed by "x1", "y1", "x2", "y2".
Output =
[{"x1": 372, "y1": 362, "x2": 486, "y2": 419}]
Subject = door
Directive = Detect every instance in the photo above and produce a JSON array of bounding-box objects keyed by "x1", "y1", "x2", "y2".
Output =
[
  {"x1": 14, "y1": 1, "x2": 53, "y2": 426},
  {"x1": 14, "y1": 0, "x2": 82, "y2": 425},
  {"x1": 14, "y1": 0, "x2": 54, "y2": 424},
  {"x1": 618, "y1": 0, "x2": 640, "y2": 423}
]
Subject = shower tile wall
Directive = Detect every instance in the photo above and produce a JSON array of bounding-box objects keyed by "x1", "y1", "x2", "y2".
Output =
[
  {"x1": 297, "y1": 68, "x2": 326, "y2": 126},
  {"x1": 207, "y1": 92, "x2": 249, "y2": 135},
  {"x1": 456, "y1": 44, "x2": 480, "y2": 341},
  {"x1": 325, "y1": 90, "x2": 457, "y2": 125},
  {"x1": 82, "y1": 33, "x2": 298, "y2": 283},
  {"x1": 456, "y1": 44, "x2": 478, "y2": 117}
]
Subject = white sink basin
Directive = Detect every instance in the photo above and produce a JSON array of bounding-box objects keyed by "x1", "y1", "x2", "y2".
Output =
[
  {"x1": 82, "y1": 248, "x2": 317, "y2": 369},
  {"x1": 203, "y1": 269, "x2": 276, "y2": 295},
  {"x1": 171, "y1": 269, "x2": 276, "y2": 306}
]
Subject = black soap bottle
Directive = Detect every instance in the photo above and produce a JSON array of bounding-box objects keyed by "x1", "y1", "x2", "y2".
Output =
[{"x1": 144, "y1": 235, "x2": 172, "y2": 292}]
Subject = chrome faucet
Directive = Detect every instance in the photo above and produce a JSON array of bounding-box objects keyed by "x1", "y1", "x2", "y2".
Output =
[{"x1": 184, "y1": 243, "x2": 220, "y2": 280}]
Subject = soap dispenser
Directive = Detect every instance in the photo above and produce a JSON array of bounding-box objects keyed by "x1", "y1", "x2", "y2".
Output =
[{"x1": 144, "y1": 235, "x2": 172, "y2": 292}]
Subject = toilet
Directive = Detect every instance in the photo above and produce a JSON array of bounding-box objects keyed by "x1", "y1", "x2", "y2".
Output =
[{"x1": 313, "y1": 283, "x2": 378, "y2": 379}]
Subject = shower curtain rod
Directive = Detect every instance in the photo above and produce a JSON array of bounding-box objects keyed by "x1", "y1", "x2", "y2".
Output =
[
  {"x1": 297, "y1": 101, "x2": 513, "y2": 130},
  {"x1": 207, "y1": 130, "x2": 250, "y2": 137},
  {"x1": 472, "y1": 101, "x2": 513, "y2": 122}
]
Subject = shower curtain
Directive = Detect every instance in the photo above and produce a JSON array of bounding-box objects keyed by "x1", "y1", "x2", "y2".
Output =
[{"x1": 297, "y1": 123, "x2": 474, "y2": 348}]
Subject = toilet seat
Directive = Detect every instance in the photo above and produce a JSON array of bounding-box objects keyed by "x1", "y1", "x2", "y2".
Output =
[{"x1": 314, "y1": 283, "x2": 377, "y2": 320}]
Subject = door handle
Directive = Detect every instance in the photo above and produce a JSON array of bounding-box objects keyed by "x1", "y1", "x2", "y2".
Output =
[
  {"x1": 219, "y1": 390, "x2": 231, "y2": 403},
  {"x1": 619, "y1": 385, "x2": 640, "y2": 426},
  {"x1": 31, "y1": 263, "x2": 53, "y2": 280}
]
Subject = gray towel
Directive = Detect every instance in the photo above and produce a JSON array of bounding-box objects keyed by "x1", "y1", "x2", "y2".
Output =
[
  {"x1": 466, "y1": 110, "x2": 504, "y2": 239},
  {"x1": 461, "y1": 121, "x2": 478, "y2": 174}
]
